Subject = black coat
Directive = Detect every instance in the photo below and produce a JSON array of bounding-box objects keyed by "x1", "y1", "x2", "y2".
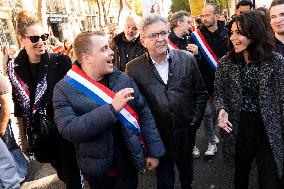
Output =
[
  {"x1": 191, "y1": 22, "x2": 229, "y2": 95},
  {"x1": 11, "y1": 49, "x2": 71, "y2": 119},
  {"x1": 214, "y1": 52, "x2": 284, "y2": 178},
  {"x1": 112, "y1": 32, "x2": 147, "y2": 71},
  {"x1": 275, "y1": 38, "x2": 284, "y2": 57},
  {"x1": 126, "y1": 49, "x2": 208, "y2": 158}
]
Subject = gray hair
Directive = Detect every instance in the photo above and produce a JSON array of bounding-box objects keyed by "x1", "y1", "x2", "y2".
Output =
[
  {"x1": 139, "y1": 14, "x2": 168, "y2": 37},
  {"x1": 170, "y1": 10, "x2": 190, "y2": 31}
]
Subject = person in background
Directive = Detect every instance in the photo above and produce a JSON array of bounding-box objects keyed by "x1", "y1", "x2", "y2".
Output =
[
  {"x1": 168, "y1": 10, "x2": 199, "y2": 54},
  {"x1": 269, "y1": 0, "x2": 284, "y2": 56},
  {"x1": 215, "y1": 11, "x2": 284, "y2": 189},
  {"x1": 8, "y1": 10, "x2": 82, "y2": 189},
  {"x1": 126, "y1": 14, "x2": 208, "y2": 189},
  {"x1": 0, "y1": 71, "x2": 20, "y2": 189},
  {"x1": 53, "y1": 31, "x2": 165, "y2": 189},
  {"x1": 112, "y1": 16, "x2": 147, "y2": 71},
  {"x1": 235, "y1": 0, "x2": 253, "y2": 15},
  {"x1": 191, "y1": 3, "x2": 229, "y2": 157},
  {"x1": 150, "y1": 2, "x2": 161, "y2": 15}
]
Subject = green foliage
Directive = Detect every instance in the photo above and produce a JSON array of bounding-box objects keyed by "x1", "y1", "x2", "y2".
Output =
[
  {"x1": 171, "y1": 0, "x2": 190, "y2": 12},
  {"x1": 131, "y1": 0, "x2": 143, "y2": 16}
]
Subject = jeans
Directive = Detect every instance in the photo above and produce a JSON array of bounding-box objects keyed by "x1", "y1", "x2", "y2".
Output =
[
  {"x1": 0, "y1": 139, "x2": 20, "y2": 189},
  {"x1": 9, "y1": 148, "x2": 28, "y2": 179},
  {"x1": 156, "y1": 157, "x2": 194, "y2": 189},
  {"x1": 203, "y1": 97, "x2": 217, "y2": 144}
]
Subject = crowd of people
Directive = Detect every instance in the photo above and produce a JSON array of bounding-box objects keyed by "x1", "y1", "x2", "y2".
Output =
[{"x1": 0, "y1": 0, "x2": 284, "y2": 188}]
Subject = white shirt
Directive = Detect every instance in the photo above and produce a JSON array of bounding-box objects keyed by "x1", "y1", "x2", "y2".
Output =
[{"x1": 151, "y1": 54, "x2": 170, "y2": 84}]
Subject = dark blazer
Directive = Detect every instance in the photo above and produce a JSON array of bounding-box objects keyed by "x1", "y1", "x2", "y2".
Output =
[
  {"x1": 126, "y1": 49, "x2": 208, "y2": 158},
  {"x1": 214, "y1": 52, "x2": 284, "y2": 178},
  {"x1": 53, "y1": 67, "x2": 165, "y2": 176}
]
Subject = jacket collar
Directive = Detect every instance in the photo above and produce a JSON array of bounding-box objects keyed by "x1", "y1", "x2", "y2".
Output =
[{"x1": 13, "y1": 48, "x2": 50, "y2": 84}]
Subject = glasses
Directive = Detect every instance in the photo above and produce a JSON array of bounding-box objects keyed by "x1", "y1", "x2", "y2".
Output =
[
  {"x1": 146, "y1": 31, "x2": 169, "y2": 40},
  {"x1": 26, "y1": 34, "x2": 49, "y2": 43}
]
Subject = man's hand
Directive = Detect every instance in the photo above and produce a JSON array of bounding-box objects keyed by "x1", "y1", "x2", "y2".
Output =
[
  {"x1": 217, "y1": 109, "x2": 233, "y2": 133},
  {"x1": 186, "y1": 44, "x2": 199, "y2": 55},
  {"x1": 145, "y1": 157, "x2": 159, "y2": 171},
  {"x1": 112, "y1": 88, "x2": 134, "y2": 112}
]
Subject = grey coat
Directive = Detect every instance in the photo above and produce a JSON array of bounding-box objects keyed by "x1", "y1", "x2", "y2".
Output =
[{"x1": 214, "y1": 52, "x2": 284, "y2": 178}]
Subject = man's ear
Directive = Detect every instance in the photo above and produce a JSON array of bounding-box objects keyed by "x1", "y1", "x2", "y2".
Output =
[{"x1": 140, "y1": 37, "x2": 147, "y2": 48}]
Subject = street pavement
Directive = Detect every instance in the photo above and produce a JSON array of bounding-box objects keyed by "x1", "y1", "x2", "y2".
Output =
[{"x1": 20, "y1": 125, "x2": 258, "y2": 189}]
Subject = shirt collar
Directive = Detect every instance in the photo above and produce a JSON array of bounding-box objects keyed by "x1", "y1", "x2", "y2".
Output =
[{"x1": 150, "y1": 51, "x2": 170, "y2": 65}]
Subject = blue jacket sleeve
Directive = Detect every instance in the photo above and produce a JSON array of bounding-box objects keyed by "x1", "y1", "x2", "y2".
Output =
[{"x1": 53, "y1": 82, "x2": 117, "y2": 143}]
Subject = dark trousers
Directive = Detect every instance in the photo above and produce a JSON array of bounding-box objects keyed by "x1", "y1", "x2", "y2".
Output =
[
  {"x1": 234, "y1": 112, "x2": 284, "y2": 189},
  {"x1": 156, "y1": 157, "x2": 194, "y2": 189},
  {"x1": 84, "y1": 168, "x2": 138, "y2": 189},
  {"x1": 50, "y1": 136, "x2": 82, "y2": 189},
  {"x1": 84, "y1": 137, "x2": 138, "y2": 189}
]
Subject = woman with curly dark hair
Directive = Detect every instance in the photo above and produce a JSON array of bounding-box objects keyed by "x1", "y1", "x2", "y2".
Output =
[{"x1": 214, "y1": 11, "x2": 284, "y2": 189}]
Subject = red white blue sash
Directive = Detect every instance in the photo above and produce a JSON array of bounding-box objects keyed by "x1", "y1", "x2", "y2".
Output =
[
  {"x1": 8, "y1": 59, "x2": 48, "y2": 126},
  {"x1": 64, "y1": 64, "x2": 141, "y2": 136},
  {"x1": 191, "y1": 29, "x2": 218, "y2": 71},
  {"x1": 168, "y1": 39, "x2": 179, "y2": 50}
]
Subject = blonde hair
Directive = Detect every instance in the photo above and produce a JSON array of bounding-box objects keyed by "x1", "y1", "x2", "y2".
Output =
[
  {"x1": 73, "y1": 31, "x2": 105, "y2": 61},
  {"x1": 16, "y1": 10, "x2": 41, "y2": 37}
]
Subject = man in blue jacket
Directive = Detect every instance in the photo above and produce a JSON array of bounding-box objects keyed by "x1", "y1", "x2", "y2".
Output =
[{"x1": 53, "y1": 31, "x2": 165, "y2": 189}]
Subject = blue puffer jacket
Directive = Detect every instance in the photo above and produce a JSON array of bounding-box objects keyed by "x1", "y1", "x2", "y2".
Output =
[{"x1": 53, "y1": 66, "x2": 165, "y2": 176}]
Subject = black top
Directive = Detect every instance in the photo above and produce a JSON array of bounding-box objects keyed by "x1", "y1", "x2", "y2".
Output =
[
  {"x1": 275, "y1": 38, "x2": 284, "y2": 57},
  {"x1": 168, "y1": 31, "x2": 191, "y2": 50},
  {"x1": 240, "y1": 61, "x2": 260, "y2": 113}
]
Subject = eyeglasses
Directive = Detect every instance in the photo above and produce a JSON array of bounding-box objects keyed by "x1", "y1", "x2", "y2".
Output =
[
  {"x1": 146, "y1": 31, "x2": 169, "y2": 40},
  {"x1": 26, "y1": 34, "x2": 49, "y2": 43}
]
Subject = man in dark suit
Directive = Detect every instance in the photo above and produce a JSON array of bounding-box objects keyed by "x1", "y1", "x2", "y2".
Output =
[{"x1": 126, "y1": 14, "x2": 208, "y2": 189}]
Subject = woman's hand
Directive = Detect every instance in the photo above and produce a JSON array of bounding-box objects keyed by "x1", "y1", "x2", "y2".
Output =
[{"x1": 217, "y1": 109, "x2": 233, "y2": 133}]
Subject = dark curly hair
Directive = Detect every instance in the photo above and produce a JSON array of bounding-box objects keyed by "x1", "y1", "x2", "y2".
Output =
[{"x1": 228, "y1": 11, "x2": 274, "y2": 63}]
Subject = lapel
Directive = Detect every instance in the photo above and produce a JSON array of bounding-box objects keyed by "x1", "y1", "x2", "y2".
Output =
[
  {"x1": 14, "y1": 49, "x2": 49, "y2": 88},
  {"x1": 146, "y1": 50, "x2": 176, "y2": 86}
]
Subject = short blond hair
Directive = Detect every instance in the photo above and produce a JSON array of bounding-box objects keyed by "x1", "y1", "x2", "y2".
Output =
[{"x1": 73, "y1": 31, "x2": 104, "y2": 60}]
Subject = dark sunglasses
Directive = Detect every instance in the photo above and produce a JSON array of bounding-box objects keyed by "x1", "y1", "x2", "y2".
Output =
[{"x1": 26, "y1": 34, "x2": 49, "y2": 43}]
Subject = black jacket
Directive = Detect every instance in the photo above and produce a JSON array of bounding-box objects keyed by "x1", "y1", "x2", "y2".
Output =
[
  {"x1": 191, "y1": 22, "x2": 229, "y2": 95},
  {"x1": 168, "y1": 32, "x2": 191, "y2": 50},
  {"x1": 126, "y1": 49, "x2": 208, "y2": 158},
  {"x1": 112, "y1": 32, "x2": 147, "y2": 71},
  {"x1": 11, "y1": 49, "x2": 71, "y2": 119},
  {"x1": 275, "y1": 38, "x2": 284, "y2": 56}
]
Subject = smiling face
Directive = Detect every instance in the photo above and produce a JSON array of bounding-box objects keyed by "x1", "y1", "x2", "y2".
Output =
[
  {"x1": 270, "y1": 4, "x2": 284, "y2": 36},
  {"x1": 178, "y1": 16, "x2": 191, "y2": 35},
  {"x1": 124, "y1": 17, "x2": 139, "y2": 42},
  {"x1": 87, "y1": 35, "x2": 114, "y2": 77},
  {"x1": 20, "y1": 24, "x2": 46, "y2": 57},
  {"x1": 230, "y1": 22, "x2": 251, "y2": 54},
  {"x1": 141, "y1": 21, "x2": 168, "y2": 58}
]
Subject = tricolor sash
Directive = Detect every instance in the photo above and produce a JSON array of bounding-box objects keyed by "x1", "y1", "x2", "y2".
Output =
[
  {"x1": 8, "y1": 59, "x2": 48, "y2": 126},
  {"x1": 64, "y1": 64, "x2": 141, "y2": 136},
  {"x1": 191, "y1": 29, "x2": 219, "y2": 71},
  {"x1": 168, "y1": 39, "x2": 179, "y2": 50}
]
